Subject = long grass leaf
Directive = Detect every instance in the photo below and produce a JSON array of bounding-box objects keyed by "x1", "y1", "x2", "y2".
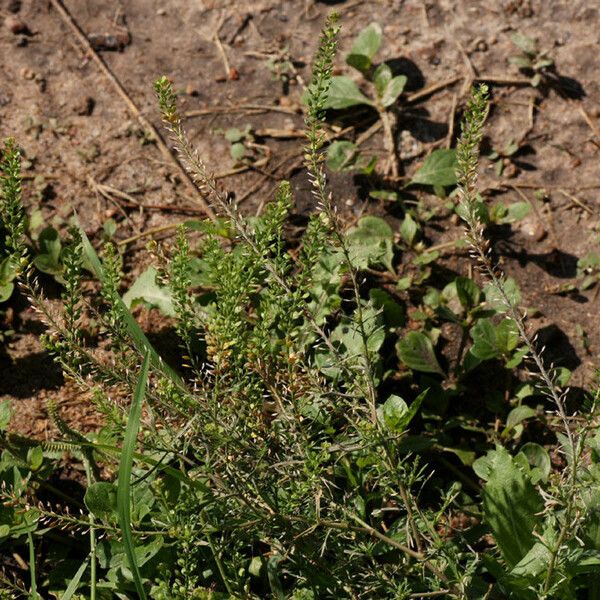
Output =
[
  {"x1": 60, "y1": 557, "x2": 89, "y2": 600},
  {"x1": 117, "y1": 352, "x2": 150, "y2": 600},
  {"x1": 78, "y1": 225, "x2": 182, "y2": 385}
]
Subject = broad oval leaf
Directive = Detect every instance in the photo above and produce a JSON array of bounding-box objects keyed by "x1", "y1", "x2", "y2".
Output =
[
  {"x1": 346, "y1": 216, "x2": 394, "y2": 271},
  {"x1": 519, "y1": 442, "x2": 551, "y2": 483},
  {"x1": 322, "y1": 76, "x2": 373, "y2": 110},
  {"x1": 381, "y1": 389, "x2": 427, "y2": 433},
  {"x1": 483, "y1": 446, "x2": 543, "y2": 568},
  {"x1": 346, "y1": 22, "x2": 382, "y2": 72},
  {"x1": 373, "y1": 63, "x2": 392, "y2": 96},
  {"x1": 411, "y1": 149, "x2": 458, "y2": 187},
  {"x1": 381, "y1": 75, "x2": 407, "y2": 107},
  {"x1": 327, "y1": 140, "x2": 358, "y2": 172},
  {"x1": 84, "y1": 481, "x2": 117, "y2": 520},
  {"x1": 397, "y1": 331, "x2": 444, "y2": 375},
  {"x1": 123, "y1": 266, "x2": 175, "y2": 317}
]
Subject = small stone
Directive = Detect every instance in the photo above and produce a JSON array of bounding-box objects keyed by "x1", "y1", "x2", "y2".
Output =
[
  {"x1": 74, "y1": 96, "x2": 95, "y2": 116},
  {"x1": 4, "y1": 15, "x2": 28, "y2": 35},
  {"x1": 20, "y1": 68, "x2": 35, "y2": 80},
  {"x1": 88, "y1": 31, "x2": 131, "y2": 51},
  {"x1": 502, "y1": 161, "x2": 519, "y2": 178},
  {"x1": 228, "y1": 66, "x2": 239, "y2": 81},
  {"x1": 156, "y1": 8, "x2": 166, "y2": 15},
  {"x1": 185, "y1": 83, "x2": 199, "y2": 96}
]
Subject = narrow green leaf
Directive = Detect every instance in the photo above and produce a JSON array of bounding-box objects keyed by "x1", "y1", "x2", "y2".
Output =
[
  {"x1": 78, "y1": 225, "x2": 182, "y2": 385},
  {"x1": 60, "y1": 557, "x2": 90, "y2": 600},
  {"x1": 117, "y1": 352, "x2": 150, "y2": 600}
]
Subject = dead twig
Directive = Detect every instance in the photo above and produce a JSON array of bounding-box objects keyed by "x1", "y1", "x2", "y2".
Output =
[
  {"x1": 117, "y1": 222, "x2": 183, "y2": 247},
  {"x1": 475, "y1": 75, "x2": 532, "y2": 86},
  {"x1": 48, "y1": 0, "x2": 216, "y2": 221},
  {"x1": 405, "y1": 75, "x2": 463, "y2": 104},
  {"x1": 212, "y1": 14, "x2": 232, "y2": 79},
  {"x1": 445, "y1": 93, "x2": 458, "y2": 149},
  {"x1": 579, "y1": 105, "x2": 600, "y2": 141},
  {"x1": 560, "y1": 188, "x2": 594, "y2": 215},
  {"x1": 184, "y1": 103, "x2": 301, "y2": 118}
]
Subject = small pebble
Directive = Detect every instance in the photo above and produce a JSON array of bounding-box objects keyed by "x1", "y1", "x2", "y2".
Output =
[
  {"x1": 20, "y1": 68, "x2": 35, "y2": 80},
  {"x1": 186, "y1": 84, "x2": 199, "y2": 96},
  {"x1": 74, "y1": 96, "x2": 95, "y2": 116},
  {"x1": 4, "y1": 15, "x2": 29, "y2": 34},
  {"x1": 88, "y1": 31, "x2": 131, "y2": 51},
  {"x1": 228, "y1": 67, "x2": 239, "y2": 81}
]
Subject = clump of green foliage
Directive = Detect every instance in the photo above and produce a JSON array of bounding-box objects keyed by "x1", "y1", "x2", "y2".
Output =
[{"x1": 0, "y1": 14, "x2": 599, "y2": 600}]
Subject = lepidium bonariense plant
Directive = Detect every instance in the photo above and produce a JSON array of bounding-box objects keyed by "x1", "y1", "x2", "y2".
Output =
[
  {"x1": 457, "y1": 84, "x2": 600, "y2": 599},
  {"x1": 0, "y1": 15, "x2": 472, "y2": 600}
]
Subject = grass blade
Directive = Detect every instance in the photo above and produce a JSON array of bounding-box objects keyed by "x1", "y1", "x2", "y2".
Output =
[
  {"x1": 78, "y1": 225, "x2": 182, "y2": 386},
  {"x1": 27, "y1": 531, "x2": 39, "y2": 599},
  {"x1": 60, "y1": 556, "x2": 89, "y2": 600},
  {"x1": 117, "y1": 352, "x2": 150, "y2": 600}
]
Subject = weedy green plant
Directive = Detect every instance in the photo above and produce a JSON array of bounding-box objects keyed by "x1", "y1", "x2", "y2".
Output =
[
  {"x1": 1, "y1": 13, "x2": 600, "y2": 600},
  {"x1": 315, "y1": 21, "x2": 407, "y2": 177},
  {"x1": 508, "y1": 32, "x2": 554, "y2": 89}
]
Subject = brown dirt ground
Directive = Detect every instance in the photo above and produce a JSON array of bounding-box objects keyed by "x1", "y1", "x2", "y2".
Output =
[{"x1": 1, "y1": 0, "x2": 600, "y2": 438}]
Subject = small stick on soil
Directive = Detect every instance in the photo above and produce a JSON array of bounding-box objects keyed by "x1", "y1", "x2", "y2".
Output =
[
  {"x1": 184, "y1": 103, "x2": 301, "y2": 117},
  {"x1": 560, "y1": 189, "x2": 594, "y2": 215},
  {"x1": 254, "y1": 128, "x2": 305, "y2": 139},
  {"x1": 355, "y1": 120, "x2": 383, "y2": 147},
  {"x1": 91, "y1": 179, "x2": 206, "y2": 215},
  {"x1": 212, "y1": 14, "x2": 232, "y2": 79},
  {"x1": 445, "y1": 93, "x2": 458, "y2": 149},
  {"x1": 505, "y1": 182, "x2": 600, "y2": 191},
  {"x1": 475, "y1": 75, "x2": 532, "y2": 86},
  {"x1": 455, "y1": 39, "x2": 477, "y2": 97},
  {"x1": 117, "y1": 222, "x2": 183, "y2": 247},
  {"x1": 405, "y1": 75, "x2": 463, "y2": 104},
  {"x1": 48, "y1": 0, "x2": 217, "y2": 221},
  {"x1": 579, "y1": 105, "x2": 600, "y2": 141}
]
